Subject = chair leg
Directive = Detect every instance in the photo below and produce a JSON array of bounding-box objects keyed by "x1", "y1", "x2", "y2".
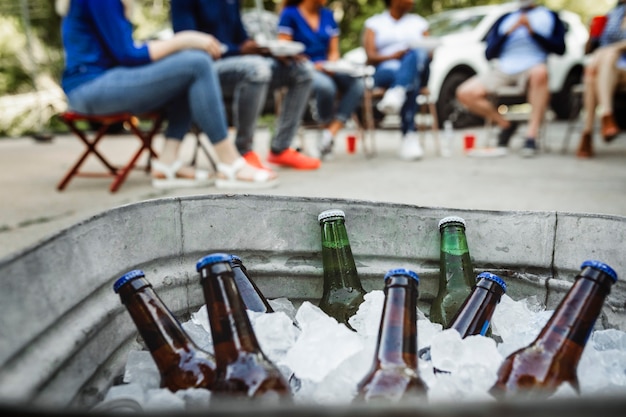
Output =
[
  {"x1": 57, "y1": 120, "x2": 118, "y2": 191},
  {"x1": 109, "y1": 114, "x2": 163, "y2": 193},
  {"x1": 361, "y1": 89, "x2": 377, "y2": 157}
]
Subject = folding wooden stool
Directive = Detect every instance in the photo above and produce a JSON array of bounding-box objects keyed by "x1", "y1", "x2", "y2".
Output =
[{"x1": 57, "y1": 111, "x2": 164, "y2": 192}]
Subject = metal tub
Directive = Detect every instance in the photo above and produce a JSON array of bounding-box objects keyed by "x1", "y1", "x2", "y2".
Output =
[{"x1": 0, "y1": 194, "x2": 624, "y2": 415}]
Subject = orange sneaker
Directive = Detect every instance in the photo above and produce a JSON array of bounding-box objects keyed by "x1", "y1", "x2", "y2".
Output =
[
  {"x1": 242, "y1": 151, "x2": 272, "y2": 171},
  {"x1": 267, "y1": 148, "x2": 321, "y2": 170}
]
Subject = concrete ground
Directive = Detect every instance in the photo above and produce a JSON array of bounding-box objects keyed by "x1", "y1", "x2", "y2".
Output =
[{"x1": 1, "y1": 119, "x2": 625, "y2": 260}]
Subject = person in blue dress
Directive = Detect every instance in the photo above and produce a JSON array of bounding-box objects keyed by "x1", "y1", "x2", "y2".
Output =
[{"x1": 278, "y1": 0, "x2": 364, "y2": 159}]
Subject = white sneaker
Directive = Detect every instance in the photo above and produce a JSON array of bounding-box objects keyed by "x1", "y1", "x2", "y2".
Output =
[
  {"x1": 377, "y1": 86, "x2": 406, "y2": 115},
  {"x1": 317, "y1": 129, "x2": 334, "y2": 160},
  {"x1": 399, "y1": 132, "x2": 424, "y2": 161}
]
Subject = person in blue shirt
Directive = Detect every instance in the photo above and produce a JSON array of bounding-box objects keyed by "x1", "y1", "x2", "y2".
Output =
[
  {"x1": 278, "y1": 0, "x2": 364, "y2": 159},
  {"x1": 171, "y1": 0, "x2": 321, "y2": 171},
  {"x1": 57, "y1": 0, "x2": 277, "y2": 189},
  {"x1": 456, "y1": 0, "x2": 566, "y2": 158},
  {"x1": 576, "y1": 0, "x2": 626, "y2": 158}
]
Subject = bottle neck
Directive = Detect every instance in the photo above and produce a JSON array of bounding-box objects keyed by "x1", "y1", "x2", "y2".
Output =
[
  {"x1": 118, "y1": 278, "x2": 199, "y2": 369},
  {"x1": 320, "y1": 218, "x2": 364, "y2": 291},
  {"x1": 449, "y1": 279, "x2": 504, "y2": 337},
  {"x1": 439, "y1": 224, "x2": 474, "y2": 289},
  {"x1": 231, "y1": 260, "x2": 274, "y2": 313},
  {"x1": 201, "y1": 262, "x2": 263, "y2": 366},
  {"x1": 535, "y1": 268, "x2": 613, "y2": 352},
  {"x1": 374, "y1": 276, "x2": 419, "y2": 368}
]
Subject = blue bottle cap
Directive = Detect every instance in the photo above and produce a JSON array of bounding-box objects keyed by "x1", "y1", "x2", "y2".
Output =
[
  {"x1": 113, "y1": 269, "x2": 145, "y2": 293},
  {"x1": 384, "y1": 268, "x2": 420, "y2": 283},
  {"x1": 438, "y1": 216, "x2": 466, "y2": 229},
  {"x1": 477, "y1": 272, "x2": 507, "y2": 293},
  {"x1": 581, "y1": 260, "x2": 618, "y2": 283},
  {"x1": 196, "y1": 253, "x2": 232, "y2": 271},
  {"x1": 318, "y1": 209, "x2": 345, "y2": 222}
]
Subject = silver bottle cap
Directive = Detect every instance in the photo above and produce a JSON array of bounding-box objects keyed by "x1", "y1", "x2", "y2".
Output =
[
  {"x1": 318, "y1": 209, "x2": 346, "y2": 222},
  {"x1": 438, "y1": 216, "x2": 466, "y2": 229}
]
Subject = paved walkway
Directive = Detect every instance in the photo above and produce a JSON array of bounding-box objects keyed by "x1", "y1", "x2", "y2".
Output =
[{"x1": 1, "y1": 121, "x2": 625, "y2": 259}]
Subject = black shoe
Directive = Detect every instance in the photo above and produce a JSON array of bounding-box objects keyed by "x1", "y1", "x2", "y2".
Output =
[
  {"x1": 521, "y1": 138, "x2": 537, "y2": 158},
  {"x1": 497, "y1": 121, "x2": 519, "y2": 147}
]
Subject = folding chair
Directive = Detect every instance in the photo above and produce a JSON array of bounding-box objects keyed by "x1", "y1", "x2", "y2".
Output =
[{"x1": 57, "y1": 111, "x2": 164, "y2": 192}]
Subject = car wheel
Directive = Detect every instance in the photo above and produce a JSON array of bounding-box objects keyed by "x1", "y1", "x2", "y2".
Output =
[
  {"x1": 550, "y1": 69, "x2": 583, "y2": 120},
  {"x1": 436, "y1": 71, "x2": 484, "y2": 129}
]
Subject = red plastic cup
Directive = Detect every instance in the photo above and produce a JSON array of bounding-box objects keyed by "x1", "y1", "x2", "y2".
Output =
[
  {"x1": 589, "y1": 15, "x2": 607, "y2": 38},
  {"x1": 347, "y1": 135, "x2": 357, "y2": 154},
  {"x1": 464, "y1": 134, "x2": 475, "y2": 151}
]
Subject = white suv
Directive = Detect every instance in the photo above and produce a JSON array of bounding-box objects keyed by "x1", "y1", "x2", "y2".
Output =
[{"x1": 427, "y1": 3, "x2": 588, "y2": 127}]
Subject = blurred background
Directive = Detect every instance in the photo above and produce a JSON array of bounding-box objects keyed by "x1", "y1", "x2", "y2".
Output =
[{"x1": 0, "y1": 0, "x2": 615, "y2": 137}]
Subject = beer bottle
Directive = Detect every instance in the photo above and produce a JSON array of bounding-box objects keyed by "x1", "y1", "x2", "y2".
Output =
[
  {"x1": 430, "y1": 216, "x2": 476, "y2": 328},
  {"x1": 490, "y1": 260, "x2": 618, "y2": 399},
  {"x1": 419, "y1": 271, "x2": 507, "y2": 362},
  {"x1": 356, "y1": 268, "x2": 427, "y2": 403},
  {"x1": 196, "y1": 253, "x2": 291, "y2": 401},
  {"x1": 448, "y1": 271, "x2": 507, "y2": 337},
  {"x1": 113, "y1": 270, "x2": 216, "y2": 392},
  {"x1": 317, "y1": 209, "x2": 367, "y2": 330},
  {"x1": 229, "y1": 254, "x2": 274, "y2": 313}
]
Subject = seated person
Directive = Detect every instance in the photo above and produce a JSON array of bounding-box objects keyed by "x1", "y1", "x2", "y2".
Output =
[
  {"x1": 277, "y1": 0, "x2": 365, "y2": 159},
  {"x1": 58, "y1": 0, "x2": 277, "y2": 189},
  {"x1": 577, "y1": 0, "x2": 626, "y2": 158},
  {"x1": 171, "y1": 0, "x2": 321, "y2": 171},
  {"x1": 363, "y1": 0, "x2": 431, "y2": 161},
  {"x1": 456, "y1": 0, "x2": 565, "y2": 158}
]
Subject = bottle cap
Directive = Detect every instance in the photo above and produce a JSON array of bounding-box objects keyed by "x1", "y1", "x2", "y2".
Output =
[
  {"x1": 196, "y1": 253, "x2": 231, "y2": 271},
  {"x1": 438, "y1": 216, "x2": 466, "y2": 229},
  {"x1": 318, "y1": 209, "x2": 346, "y2": 222},
  {"x1": 477, "y1": 272, "x2": 507, "y2": 293},
  {"x1": 581, "y1": 260, "x2": 618, "y2": 283},
  {"x1": 113, "y1": 269, "x2": 145, "y2": 293},
  {"x1": 384, "y1": 268, "x2": 419, "y2": 283}
]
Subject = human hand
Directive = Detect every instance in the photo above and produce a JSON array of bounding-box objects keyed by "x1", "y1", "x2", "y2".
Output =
[
  {"x1": 176, "y1": 31, "x2": 222, "y2": 58},
  {"x1": 390, "y1": 49, "x2": 408, "y2": 60},
  {"x1": 240, "y1": 39, "x2": 270, "y2": 55}
]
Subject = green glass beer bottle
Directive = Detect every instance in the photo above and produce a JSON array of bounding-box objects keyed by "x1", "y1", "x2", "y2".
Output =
[
  {"x1": 113, "y1": 270, "x2": 216, "y2": 392},
  {"x1": 419, "y1": 271, "x2": 507, "y2": 363},
  {"x1": 430, "y1": 216, "x2": 476, "y2": 328},
  {"x1": 317, "y1": 209, "x2": 367, "y2": 330},
  {"x1": 490, "y1": 260, "x2": 618, "y2": 399},
  {"x1": 196, "y1": 253, "x2": 291, "y2": 402},
  {"x1": 229, "y1": 254, "x2": 274, "y2": 314},
  {"x1": 356, "y1": 268, "x2": 427, "y2": 403}
]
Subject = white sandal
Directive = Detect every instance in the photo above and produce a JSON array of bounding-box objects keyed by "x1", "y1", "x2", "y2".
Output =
[
  {"x1": 215, "y1": 157, "x2": 278, "y2": 189},
  {"x1": 151, "y1": 160, "x2": 214, "y2": 189}
]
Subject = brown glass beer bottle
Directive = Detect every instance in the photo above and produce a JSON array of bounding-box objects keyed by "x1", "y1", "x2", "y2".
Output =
[
  {"x1": 490, "y1": 260, "x2": 618, "y2": 399},
  {"x1": 419, "y1": 271, "x2": 507, "y2": 363},
  {"x1": 113, "y1": 269, "x2": 216, "y2": 392},
  {"x1": 229, "y1": 254, "x2": 274, "y2": 313},
  {"x1": 448, "y1": 271, "x2": 507, "y2": 337},
  {"x1": 356, "y1": 268, "x2": 427, "y2": 403},
  {"x1": 317, "y1": 209, "x2": 367, "y2": 330},
  {"x1": 196, "y1": 253, "x2": 291, "y2": 402}
]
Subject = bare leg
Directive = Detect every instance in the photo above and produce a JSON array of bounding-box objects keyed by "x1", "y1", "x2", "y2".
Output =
[
  {"x1": 595, "y1": 46, "x2": 620, "y2": 116},
  {"x1": 327, "y1": 119, "x2": 344, "y2": 137},
  {"x1": 456, "y1": 76, "x2": 511, "y2": 129},
  {"x1": 582, "y1": 57, "x2": 599, "y2": 134},
  {"x1": 525, "y1": 64, "x2": 549, "y2": 139}
]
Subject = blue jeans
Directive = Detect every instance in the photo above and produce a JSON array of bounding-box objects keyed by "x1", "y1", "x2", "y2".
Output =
[
  {"x1": 66, "y1": 50, "x2": 229, "y2": 144},
  {"x1": 373, "y1": 48, "x2": 428, "y2": 135},
  {"x1": 215, "y1": 55, "x2": 313, "y2": 154},
  {"x1": 310, "y1": 70, "x2": 365, "y2": 125}
]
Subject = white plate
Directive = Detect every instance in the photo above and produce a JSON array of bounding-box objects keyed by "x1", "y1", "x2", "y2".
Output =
[
  {"x1": 321, "y1": 60, "x2": 361, "y2": 76},
  {"x1": 261, "y1": 40, "x2": 305, "y2": 57}
]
